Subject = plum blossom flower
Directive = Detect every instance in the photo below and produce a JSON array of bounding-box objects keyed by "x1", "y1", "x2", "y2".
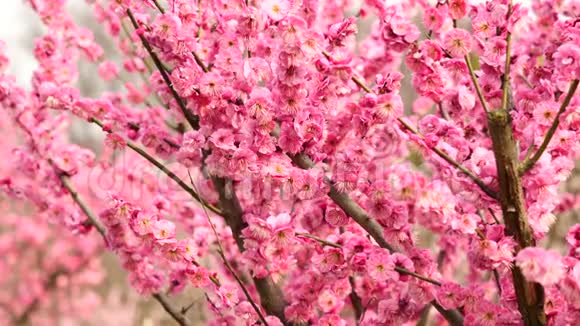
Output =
[
  {"x1": 367, "y1": 250, "x2": 397, "y2": 282},
  {"x1": 151, "y1": 220, "x2": 176, "y2": 242},
  {"x1": 217, "y1": 284, "x2": 239, "y2": 307},
  {"x1": 516, "y1": 247, "x2": 565, "y2": 286},
  {"x1": 261, "y1": 0, "x2": 290, "y2": 21},
  {"x1": 444, "y1": 29, "x2": 472, "y2": 58},
  {"x1": 553, "y1": 43, "x2": 580, "y2": 80}
]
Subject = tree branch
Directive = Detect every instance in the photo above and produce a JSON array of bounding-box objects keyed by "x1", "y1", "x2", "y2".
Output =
[
  {"x1": 56, "y1": 167, "x2": 107, "y2": 237},
  {"x1": 432, "y1": 302, "x2": 464, "y2": 326},
  {"x1": 519, "y1": 79, "x2": 579, "y2": 175},
  {"x1": 398, "y1": 117, "x2": 498, "y2": 200},
  {"x1": 465, "y1": 54, "x2": 491, "y2": 113},
  {"x1": 126, "y1": 9, "x2": 200, "y2": 130},
  {"x1": 295, "y1": 232, "x2": 342, "y2": 248},
  {"x1": 349, "y1": 277, "x2": 363, "y2": 324},
  {"x1": 500, "y1": 2, "x2": 513, "y2": 112},
  {"x1": 54, "y1": 171, "x2": 192, "y2": 326},
  {"x1": 90, "y1": 118, "x2": 223, "y2": 216},
  {"x1": 152, "y1": 293, "x2": 190, "y2": 326},
  {"x1": 487, "y1": 110, "x2": 546, "y2": 326},
  {"x1": 210, "y1": 176, "x2": 288, "y2": 323}
]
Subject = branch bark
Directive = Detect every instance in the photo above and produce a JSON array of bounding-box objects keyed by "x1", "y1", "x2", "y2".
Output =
[
  {"x1": 349, "y1": 277, "x2": 363, "y2": 324},
  {"x1": 211, "y1": 176, "x2": 289, "y2": 323},
  {"x1": 152, "y1": 293, "x2": 191, "y2": 326},
  {"x1": 290, "y1": 153, "x2": 395, "y2": 252},
  {"x1": 289, "y1": 153, "x2": 462, "y2": 324},
  {"x1": 487, "y1": 110, "x2": 546, "y2": 326},
  {"x1": 126, "y1": 9, "x2": 200, "y2": 130}
]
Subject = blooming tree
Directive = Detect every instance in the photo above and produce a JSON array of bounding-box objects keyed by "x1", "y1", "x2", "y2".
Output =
[{"x1": 1, "y1": 0, "x2": 580, "y2": 325}]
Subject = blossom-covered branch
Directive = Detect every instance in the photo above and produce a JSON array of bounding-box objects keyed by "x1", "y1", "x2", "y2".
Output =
[
  {"x1": 56, "y1": 172, "x2": 192, "y2": 326},
  {"x1": 519, "y1": 79, "x2": 580, "y2": 174},
  {"x1": 2, "y1": 0, "x2": 580, "y2": 325}
]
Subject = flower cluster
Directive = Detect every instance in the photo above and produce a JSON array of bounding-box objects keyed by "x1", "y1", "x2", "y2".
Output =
[{"x1": 0, "y1": 0, "x2": 580, "y2": 325}]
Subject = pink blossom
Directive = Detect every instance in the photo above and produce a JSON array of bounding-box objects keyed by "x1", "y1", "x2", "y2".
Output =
[
  {"x1": 516, "y1": 247, "x2": 565, "y2": 286},
  {"x1": 444, "y1": 28, "x2": 473, "y2": 58},
  {"x1": 217, "y1": 284, "x2": 240, "y2": 307},
  {"x1": 436, "y1": 282, "x2": 467, "y2": 309},
  {"x1": 151, "y1": 220, "x2": 176, "y2": 242},
  {"x1": 367, "y1": 250, "x2": 397, "y2": 282},
  {"x1": 261, "y1": 0, "x2": 290, "y2": 21},
  {"x1": 448, "y1": 0, "x2": 468, "y2": 20},
  {"x1": 324, "y1": 207, "x2": 348, "y2": 226},
  {"x1": 188, "y1": 266, "x2": 210, "y2": 288},
  {"x1": 423, "y1": 7, "x2": 445, "y2": 32},
  {"x1": 317, "y1": 290, "x2": 341, "y2": 313}
]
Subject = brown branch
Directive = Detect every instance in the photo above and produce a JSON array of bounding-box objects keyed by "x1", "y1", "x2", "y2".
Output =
[
  {"x1": 90, "y1": 118, "x2": 222, "y2": 216},
  {"x1": 210, "y1": 176, "x2": 288, "y2": 323},
  {"x1": 126, "y1": 9, "x2": 200, "y2": 130},
  {"x1": 290, "y1": 153, "x2": 396, "y2": 252},
  {"x1": 295, "y1": 232, "x2": 342, "y2": 248},
  {"x1": 438, "y1": 102, "x2": 451, "y2": 121},
  {"x1": 151, "y1": 0, "x2": 165, "y2": 13},
  {"x1": 432, "y1": 302, "x2": 464, "y2": 326},
  {"x1": 519, "y1": 79, "x2": 579, "y2": 175},
  {"x1": 56, "y1": 169, "x2": 107, "y2": 237},
  {"x1": 54, "y1": 171, "x2": 192, "y2": 326},
  {"x1": 487, "y1": 109, "x2": 546, "y2": 326},
  {"x1": 188, "y1": 171, "x2": 270, "y2": 326},
  {"x1": 349, "y1": 277, "x2": 363, "y2": 324},
  {"x1": 501, "y1": 2, "x2": 513, "y2": 112},
  {"x1": 398, "y1": 118, "x2": 498, "y2": 200},
  {"x1": 465, "y1": 54, "x2": 491, "y2": 113},
  {"x1": 152, "y1": 293, "x2": 190, "y2": 326}
]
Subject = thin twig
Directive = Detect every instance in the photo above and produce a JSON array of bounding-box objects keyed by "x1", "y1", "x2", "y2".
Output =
[
  {"x1": 519, "y1": 79, "x2": 579, "y2": 174},
  {"x1": 55, "y1": 169, "x2": 107, "y2": 237},
  {"x1": 151, "y1": 0, "x2": 165, "y2": 13},
  {"x1": 295, "y1": 232, "x2": 342, "y2": 248},
  {"x1": 398, "y1": 118, "x2": 498, "y2": 200},
  {"x1": 488, "y1": 208, "x2": 501, "y2": 224},
  {"x1": 493, "y1": 269, "x2": 503, "y2": 297},
  {"x1": 192, "y1": 51, "x2": 209, "y2": 73},
  {"x1": 126, "y1": 9, "x2": 200, "y2": 130},
  {"x1": 500, "y1": 2, "x2": 513, "y2": 112},
  {"x1": 55, "y1": 168, "x2": 191, "y2": 326},
  {"x1": 152, "y1": 293, "x2": 190, "y2": 326},
  {"x1": 90, "y1": 118, "x2": 222, "y2": 216},
  {"x1": 438, "y1": 102, "x2": 451, "y2": 121},
  {"x1": 465, "y1": 54, "x2": 491, "y2": 113}
]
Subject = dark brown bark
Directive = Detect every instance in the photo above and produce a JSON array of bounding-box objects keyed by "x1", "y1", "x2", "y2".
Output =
[
  {"x1": 211, "y1": 176, "x2": 288, "y2": 324},
  {"x1": 487, "y1": 110, "x2": 546, "y2": 326}
]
